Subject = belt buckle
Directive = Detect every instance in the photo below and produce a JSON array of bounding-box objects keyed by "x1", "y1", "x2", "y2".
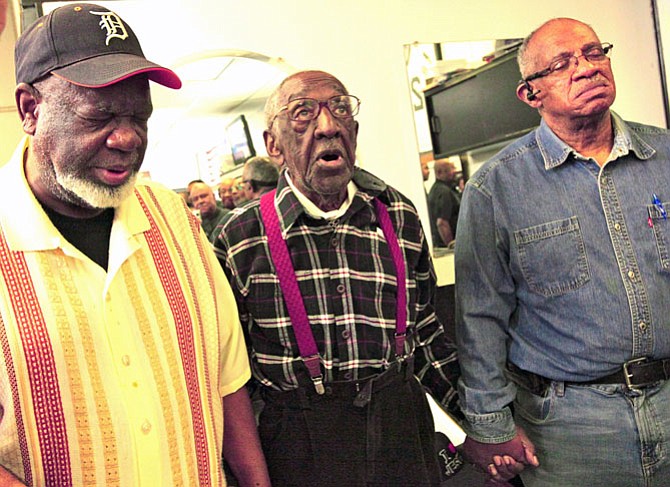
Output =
[{"x1": 623, "y1": 357, "x2": 648, "y2": 391}]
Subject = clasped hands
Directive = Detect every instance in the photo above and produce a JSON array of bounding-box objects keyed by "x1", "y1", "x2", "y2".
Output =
[{"x1": 460, "y1": 425, "x2": 539, "y2": 486}]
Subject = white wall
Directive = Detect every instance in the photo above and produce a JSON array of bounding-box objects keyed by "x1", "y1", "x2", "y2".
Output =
[{"x1": 1, "y1": 0, "x2": 666, "y2": 231}]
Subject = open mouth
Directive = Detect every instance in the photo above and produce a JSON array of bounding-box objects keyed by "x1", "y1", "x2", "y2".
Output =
[
  {"x1": 95, "y1": 166, "x2": 133, "y2": 186},
  {"x1": 316, "y1": 149, "x2": 344, "y2": 163}
]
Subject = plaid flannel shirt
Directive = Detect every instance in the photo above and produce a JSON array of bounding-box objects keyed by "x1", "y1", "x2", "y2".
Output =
[{"x1": 214, "y1": 167, "x2": 459, "y2": 412}]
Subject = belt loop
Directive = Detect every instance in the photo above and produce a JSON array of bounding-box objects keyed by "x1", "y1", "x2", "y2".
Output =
[
  {"x1": 403, "y1": 355, "x2": 414, "y2": 380},
  {"x1": 554, "y1": 381, "x2": 565, "y2": 397}
]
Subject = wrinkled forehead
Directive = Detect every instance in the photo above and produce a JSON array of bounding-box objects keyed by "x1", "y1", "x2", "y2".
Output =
[{"x1": 279, "y1": 72, "x2": 348, "y2": 103}]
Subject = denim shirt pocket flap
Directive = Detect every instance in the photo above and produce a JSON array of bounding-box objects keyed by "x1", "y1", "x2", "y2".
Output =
[{"x1": 514, "y1": 216, "x2": 590, "y2": 297}]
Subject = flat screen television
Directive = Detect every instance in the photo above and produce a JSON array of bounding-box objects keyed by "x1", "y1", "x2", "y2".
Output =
[
  {"x1": 226, "y1": 114, "x2": 256, "y2": 165},
  {"x1": 424, "y1": 47, "x2": 541, "y2": 158}
]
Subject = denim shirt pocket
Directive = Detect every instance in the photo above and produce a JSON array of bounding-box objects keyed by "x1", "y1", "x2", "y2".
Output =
[
  {"x1": 514, "y1": 216, "x2": 590, "y2": 297},
  {"x1": 649, "y1": 202, "x2": 670, "y2": 274}
]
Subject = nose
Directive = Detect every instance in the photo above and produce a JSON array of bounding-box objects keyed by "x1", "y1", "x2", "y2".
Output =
[
  {"x1": 314, "y1": 105, "x2": 340, "y2": 138},
  {"x1": 106, "y1": 119, "x2": 144, "y2": 152},
  {"x1": 571, "y1": 52, "x2": 600, "y2": 78}
]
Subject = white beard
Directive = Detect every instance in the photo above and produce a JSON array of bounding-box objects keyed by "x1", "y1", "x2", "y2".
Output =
[{"x1": 56, "y1": 172, "x2": 138, "y2": 209}]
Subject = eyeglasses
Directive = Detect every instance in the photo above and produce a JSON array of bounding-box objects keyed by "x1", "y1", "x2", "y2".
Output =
[
  {"x1": 270, "y1": 95, "x2": 360, "y2": 126},
  {"x1": 523, "y1": 42, "x2": 613, "y2": 82}
]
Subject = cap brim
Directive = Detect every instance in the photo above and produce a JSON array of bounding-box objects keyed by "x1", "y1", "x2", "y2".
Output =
[{"x1": 51, "y1": 53, "x2": 182, "y2": 89}]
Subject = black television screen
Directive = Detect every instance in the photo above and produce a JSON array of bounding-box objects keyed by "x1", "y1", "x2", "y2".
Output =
[
  {"x1": 226, "y1": 114, "x2": 256, "y2": 165},
  {"x1": 424, "y1": 48, "x2": 541, "y2": 158}
]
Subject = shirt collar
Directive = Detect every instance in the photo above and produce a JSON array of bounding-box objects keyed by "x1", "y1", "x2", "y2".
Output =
[
  {"x1": 536, "y1": 111, "x2": 655, "y2": 170},
  {"x1": 273, "y1": 167, "x2": 388, "y2": 233},
  {"x1": 0, "y1": 137, "x2": 60, "y2": 251},
  {"x1": 0, "y1": 136, "x2": 149, "y2": 252},
  {"x1": 285, "y1": 171, "x2": 357, "y2": 220}
]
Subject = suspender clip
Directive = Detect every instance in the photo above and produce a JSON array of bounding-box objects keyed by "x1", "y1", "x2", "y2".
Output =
[{"x1": 311, "y1": 375, "x2": 325, "y2": 395}]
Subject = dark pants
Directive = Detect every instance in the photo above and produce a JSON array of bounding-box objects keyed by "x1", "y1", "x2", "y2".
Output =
[{"x1": 259, "y1": 358, "x2": 441, "y2": 487}]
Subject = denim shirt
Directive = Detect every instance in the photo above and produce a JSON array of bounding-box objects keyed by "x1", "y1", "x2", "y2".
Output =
[{"x1": 454, "y1": 112, "x2": 670, "y2": 441}]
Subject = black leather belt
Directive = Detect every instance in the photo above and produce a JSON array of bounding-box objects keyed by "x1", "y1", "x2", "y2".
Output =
[
  {"x1": 507, "y1": 357, "x2": 670, "y2": 393},
  {"x1": 582, "y1": 357, "x2": 670, "y2": 390}
]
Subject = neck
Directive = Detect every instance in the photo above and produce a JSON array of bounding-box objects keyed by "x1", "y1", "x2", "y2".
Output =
[
  {"x1": 307, "y1": 189, "x2": 347, "y2": 212},
  {"x1": 286, "y1": 172, "x2": 350, "y2": 213},
  {"x1": 546, "y1": 111, "x2": 614, "y2": 166}
]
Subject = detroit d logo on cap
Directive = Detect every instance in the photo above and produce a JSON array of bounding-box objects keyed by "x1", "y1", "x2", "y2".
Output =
[{"x1": 90, "y1": 10, "x2": 129, "y2": 45}]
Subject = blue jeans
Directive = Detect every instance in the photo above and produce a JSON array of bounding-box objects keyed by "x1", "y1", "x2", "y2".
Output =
[{"x1": 515, "y1": 379, "x2": 670, "y2": 486}]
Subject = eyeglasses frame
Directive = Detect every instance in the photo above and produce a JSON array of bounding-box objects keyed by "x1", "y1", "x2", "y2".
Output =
[
  {"x1": 522, "y1": 42, "x2": 614, "y2": 83},
  {"x1": 269, "y1": 95, "x2": 361, "y2": 128}
]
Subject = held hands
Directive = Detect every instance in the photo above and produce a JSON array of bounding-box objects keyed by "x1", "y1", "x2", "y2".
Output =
[{"x1": 460, "y1": 425, "x2": 539, "y2": 484}]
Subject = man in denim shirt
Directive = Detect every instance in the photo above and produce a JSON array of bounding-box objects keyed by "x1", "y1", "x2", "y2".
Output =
[{"x1": 455, "y1": 17, "x2": 670, "y2": 487}]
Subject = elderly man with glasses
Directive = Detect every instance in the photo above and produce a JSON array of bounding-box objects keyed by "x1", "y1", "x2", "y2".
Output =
[
  {"x1": 455, "y1": 17, "x2": 670, "y2": 487},
  {"x1": 213, "y1": 70, "x2": 461, "y2": 486}
]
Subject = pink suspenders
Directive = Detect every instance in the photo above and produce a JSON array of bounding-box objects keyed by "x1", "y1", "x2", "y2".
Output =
[{"x1": 259, "y1": 190, "x2": 407, "y2": 394}]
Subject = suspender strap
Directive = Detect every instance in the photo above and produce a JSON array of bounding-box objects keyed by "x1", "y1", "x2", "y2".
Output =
[
  {"x1": 260, "y1": 190, "x2": 325, "y2": 393},
  {"x1": 259, "y1": 190, "x2": 408, "y2": 394},
  {"x1": 373, "y1": 198, "x2": 407, "y2": 357}
]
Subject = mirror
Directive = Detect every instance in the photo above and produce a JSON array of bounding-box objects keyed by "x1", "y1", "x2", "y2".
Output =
[{"x1": 404, "y1": 39, "x2": 523, "y2": 256}]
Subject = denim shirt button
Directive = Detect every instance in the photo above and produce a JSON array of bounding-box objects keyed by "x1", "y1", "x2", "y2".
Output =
[
  {"x1": 639, "y1": 321, "x2": 648, "y2": 332},
  {"x1": 627, "y1": 270, "x2": 635, "y2": 280},
  {"x1": 614, "y1": 223, "x2": 621, "y2": 231}
]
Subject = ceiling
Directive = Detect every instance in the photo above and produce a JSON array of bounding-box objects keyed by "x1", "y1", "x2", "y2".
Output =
[{"x1": 154, "y1": 50, "x2": 292, "y2": 116}]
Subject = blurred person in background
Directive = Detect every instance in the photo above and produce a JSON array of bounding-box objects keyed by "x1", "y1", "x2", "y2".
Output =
[
  {"x1": 218, "y1": 176, "x2": 237, "y2": 210},
  {"x1": 241, "y1": 156, "x2": 279, "y2": 201},
  {"x1": 188, "y1": 181, "x2": 230, "y2": 243}
]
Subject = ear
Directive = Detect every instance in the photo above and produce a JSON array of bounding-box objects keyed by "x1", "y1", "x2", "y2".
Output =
[
  {"x1": 263, "y1": 129, "x2": 284, "y2": 166},
  {"x1": 516, "y1": 82, "x2": 541, "y2": 108},
  {"x1": 15, "y1": 83, "x2": 41, "y2": 135}
]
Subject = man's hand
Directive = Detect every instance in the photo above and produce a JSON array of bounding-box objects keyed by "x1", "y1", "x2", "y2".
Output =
[
  {"x1": 460, "y1": 425, "x2": 539, "y2": 483},
  {"x1": 0, "y1": 465, "x2": 27, "y2": 486}
]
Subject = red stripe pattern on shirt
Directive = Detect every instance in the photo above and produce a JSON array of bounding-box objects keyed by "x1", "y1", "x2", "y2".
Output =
[{"x1": 0, "y1": 230, "x2": 71, "y2": 485}]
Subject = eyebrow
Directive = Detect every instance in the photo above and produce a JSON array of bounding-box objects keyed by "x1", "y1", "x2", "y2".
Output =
[{"x1": 548, "y1": 41, "x2": 602, "y2": 61}]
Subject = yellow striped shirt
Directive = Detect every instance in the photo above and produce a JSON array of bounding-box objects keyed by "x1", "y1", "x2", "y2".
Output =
[{"x1": 0, "y1": 138, "x2": 250, "y2": 486}]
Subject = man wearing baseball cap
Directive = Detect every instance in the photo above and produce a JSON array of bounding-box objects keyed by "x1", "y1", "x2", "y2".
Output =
[{"x1": 0, "y1": 4, "x2": 270, "y2": 486}]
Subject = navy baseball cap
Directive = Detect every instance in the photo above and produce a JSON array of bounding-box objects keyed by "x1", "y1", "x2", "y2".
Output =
[{"x1": 14, "y1": 3, "x2": 181, "y2": 89}]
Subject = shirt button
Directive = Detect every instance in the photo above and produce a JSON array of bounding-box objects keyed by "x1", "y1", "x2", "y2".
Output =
[
  {"x1": 614, "y1": 223, "x2": 621, "y2": 231},
  {"x1": 331, "y1": 237, "x2": 338, "y2": 247},
  {"x1": 628, "y1": 270, "x2": 635, "y2": 280},
  {"x1": 121, "y1": 355, "x2": 130, "y2": 366},
  {"x1": 336, "y1": 283, "x2": 346, "y2": 294},
  {"x1": 342, "y1": 330, "x2": 351, "y2": 339},
  {"x1": 141, "y1": 421, "x2": 152, "y2": 434},
  {"x1": 639, "y1": 322, "x2": 648, "y2": 332},
  {"x1": 344, "y1": 372, "x2": 353, "y2": 380}
]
